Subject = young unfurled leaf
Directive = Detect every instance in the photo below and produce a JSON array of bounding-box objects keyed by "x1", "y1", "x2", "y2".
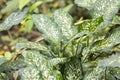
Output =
[
  {"x1": 29, "y1": 1, "x2": 43, "y2": 13},
  {"x1": 24, "y1": 20, "x2": 33, "y2": 33}
]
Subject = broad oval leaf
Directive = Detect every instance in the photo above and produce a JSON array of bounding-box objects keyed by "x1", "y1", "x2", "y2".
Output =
[
  {"x1": 22, "y1": 50, "x2": 63, "y2": 80},
  {"x1": 53, "y1": 9, "x2": 75, "y2": 41},
  {"x1": 32, "y1": 14, "x2": 60, "y2": 45},
  {"x1": 74, "y1": 0, "x2": 97, "y2": 10},
  {"x1": 19, "y1": 66, "x2": 42, "y2": 80},
  {"x1": 75, "y1": 0, "x2": 120, "y2": 32},
  {"x1": 89, "y1": 0, "x2": 120, "y2": 20},
  {"x1": 15, "y1": 42, "x2": 52, "y2": 57},
  {"x1": 98, "y1": 53, "x2": 120, "y2": 68},
  {"x1": 0, "y1": 11, "x2": 26, "y2": 31}
]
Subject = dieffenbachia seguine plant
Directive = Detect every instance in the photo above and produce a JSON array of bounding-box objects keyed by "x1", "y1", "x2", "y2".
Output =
[{"x1": 0, "y1": 0, "x2": 120, "y2": 80}]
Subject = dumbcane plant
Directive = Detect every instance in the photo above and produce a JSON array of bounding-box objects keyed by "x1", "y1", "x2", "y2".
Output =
[{"x1": 0, "y1": 0, "x2": 120, "y2": 80}]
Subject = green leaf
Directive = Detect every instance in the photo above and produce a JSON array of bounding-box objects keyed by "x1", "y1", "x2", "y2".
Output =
[
  {"x1": 1, "y1": 0, "x2": 19, "y2": 14},
  {"x1": 32, "y1": 14, "x2": 60, "y2": 45},
  {"x1": 4, "y1": 52, "x2": 13, "y2": 60},
  {"x1": 53, "y1": 9, "x2": 75, "y2": 41},
  {"x1": 0, "y1": 11, "x2": 26, "y2": 31},
  {"x1": 22, "y1": 50, "x2": 63, "y2": 80},
  {"x1": 0, "y1": 59, "x2": 26, "y2": 72},
  {"x1": 19, "y1": 0, "x2": 30, "y2": 10},
  {"x1": 24, "y1": 20, "x2": 33, "y2": 33},
  {"x1": 63, "y1": 4, "x2": 73, "y2": 12},
  {"x1": 29, "y1": 1, "x2": 43, "y2": 13},
  {"x1": 74, "y1": 0, "x2": 97, "y2": 10},
  {"x1": 84, "y1": 67, "x2": 105, "y2": 80},
  {"x1": 98, "y1": 53, "x2": 120, "y2": 68}
]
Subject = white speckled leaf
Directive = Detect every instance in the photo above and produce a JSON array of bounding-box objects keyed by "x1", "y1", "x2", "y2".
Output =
[
  {"x1": 90, "y1": 0, "x2": 120, "y2": 20},
  {"x1": 91, "y1": 27, "x2": 120, "y2": 52},
  {"x1": 90, "y1": 0, "x2": 120, "y2": 31},
  {"x1": 50, "y1": 58, "x2": 67, "y2": 66},
  {"x1": 53, "y1": 9, "x2": 75, "y2": 41},
  {"x1": 32, "y1": 14, "x2": 60, "y2": 45},
  {"x1": 98, "y1": 53, "x2": 120, "y2": 68},
  {"x1": 15, "y1": 42, "x2": 49, "y2": 52},
  {"x1": 75, "y1": 0, "x2": 120, "y2": 31},
  {"x1": 19, "y1": 66, "x2": 43, "y2": 80},
  {"x1": 84, "y1": 67, "x2": 105, "y2": 80},
  {"x1": 22, "y1": 50, "x2": 63, "y2": 80},
  {"x1": 0, "y1": 11, "x2": 26, "y2": 31},
  {"x1": 74, "y1": 0, "x2": 97, "y2": 10}
]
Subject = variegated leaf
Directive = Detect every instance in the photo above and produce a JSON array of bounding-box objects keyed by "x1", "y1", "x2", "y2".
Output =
[
  {"x1": 0, "y1": 11, "x2": 26, "y2": 31},
  {"x1": 22, "y1": 50, "x2": 63, "y2": 80},
  {"x1": 53, "y1": 9, "x2": 75, "y2": 41},
  {"x1": 32, "y1": 14, "x2": 60, "y2": 45},
  {"x1": 98, "y1": 53, "x2": 120, "y2": 68}
]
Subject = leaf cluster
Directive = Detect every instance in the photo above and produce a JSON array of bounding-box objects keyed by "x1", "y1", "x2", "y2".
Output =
[{"x1": 0, "y1": 0, "x2": 120, "y2": 80}]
